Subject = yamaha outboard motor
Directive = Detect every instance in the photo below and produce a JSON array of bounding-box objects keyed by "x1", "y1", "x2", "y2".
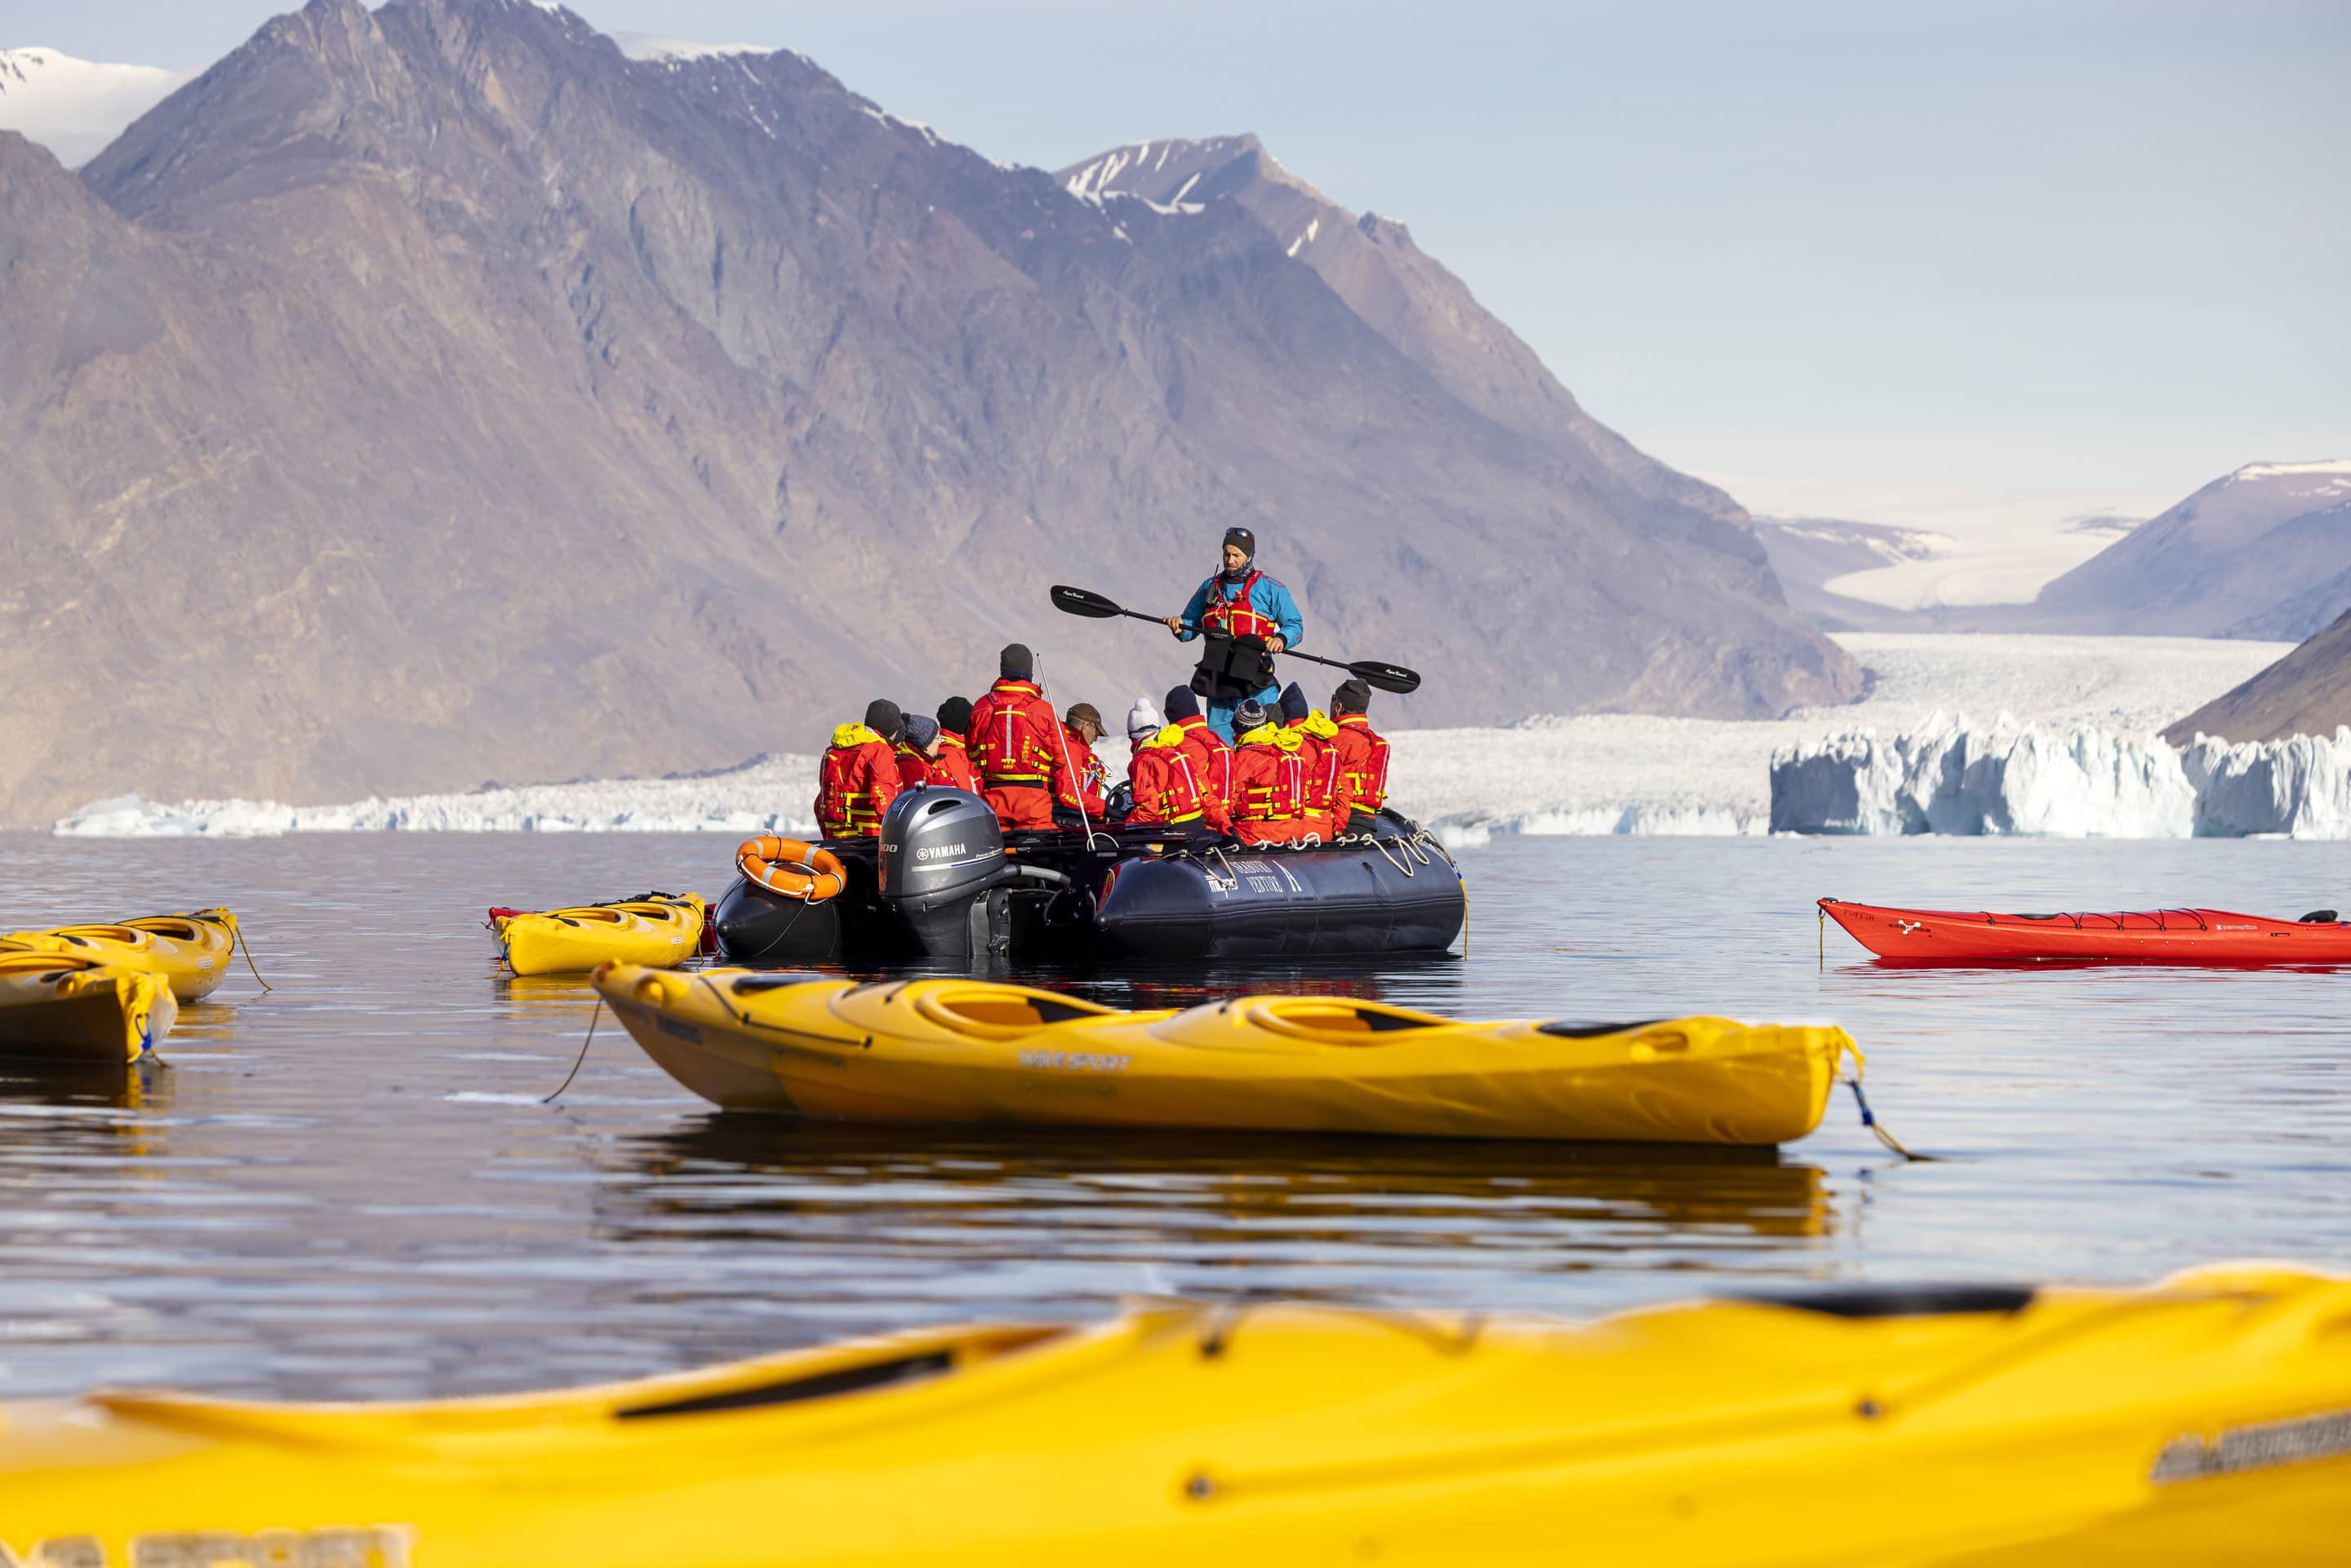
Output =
[{"x1": 878, "y1": 787, "x2": 1073, "y2": 961}]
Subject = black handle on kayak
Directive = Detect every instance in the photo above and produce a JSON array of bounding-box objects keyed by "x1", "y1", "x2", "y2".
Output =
[{"x1": 1048, "y1": 584, "x2": 1422, "y2": 695}]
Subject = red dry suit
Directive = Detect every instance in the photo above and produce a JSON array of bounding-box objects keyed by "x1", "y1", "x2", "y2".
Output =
[
  {"x1": 1230, "y1": 722, "x2": 1319, "y2": 845},
  {"x1": 1331, "y1": 712, "x2": 1391, "y2": 831},
  {"x1": 895, "y1": 742, "x2": 954, "y2": 790},
  {"x1": 1127, "y1": 725, "x2": 1229, "y2": 832},
  {"x1": 1054, "y1": 722, "x2": 1110, "y2": 819},
  {"x1": 1286, "y1": 709, "x2": 1343, "y2": 841},
  {"x1": 966, "y1": 677, "x2": 1064, "y2": 830},
  {"x1": 931, "y1": 729, "x2": 982, "y2": 793},
  {"x1": 814, "y1": 723, "x2": 901, "y2": 837},
  {"x1": 1170, "y1": 713, "x2": 1235, "y2": 819}
]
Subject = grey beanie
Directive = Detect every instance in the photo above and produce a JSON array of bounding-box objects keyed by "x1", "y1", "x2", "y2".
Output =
[
  {"x1": 1234, "y1": 699, "x2": 1271, "y2": 732},
  {"x1": 903, "y1": 713, "x2": 940, "y2": 750}
]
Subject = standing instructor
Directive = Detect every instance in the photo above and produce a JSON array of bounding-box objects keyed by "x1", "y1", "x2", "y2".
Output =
[{"x1": 1163, "y1": 526, "x2": 1305, "y2": 743}]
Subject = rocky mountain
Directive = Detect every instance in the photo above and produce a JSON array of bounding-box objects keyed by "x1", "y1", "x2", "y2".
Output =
[
  {"x1": 0, "y1": 0, "x2": 1856, "y2": 827},
  {"x1": 0, "y1": 47, "x2": 193, "y2": 167},
  {"x1": 2164, "y1": 608, "x2": 2351, "y2": 745},
  {"x1": 2026, "y1": 460, "x2": 2351, "y2": 639}
]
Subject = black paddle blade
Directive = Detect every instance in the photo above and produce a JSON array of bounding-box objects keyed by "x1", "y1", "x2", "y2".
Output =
[
  {"x1": 1050, "y1": 584, "x2": 1123, "y2": 620},
  {"x1": 1350, "y1": 660, "x2": 1420, "y2": 695}
]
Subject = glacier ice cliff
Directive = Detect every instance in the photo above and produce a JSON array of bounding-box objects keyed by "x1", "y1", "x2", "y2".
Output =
[{"x1": 1771, "y1": 717, "x2": 2351, "y2": 838}]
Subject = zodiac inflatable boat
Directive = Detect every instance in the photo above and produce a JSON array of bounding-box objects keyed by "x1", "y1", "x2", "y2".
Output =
[
  {"x1": 711, "y1": 787, "x2": 1464, "y2": 966},
  {"x1": 4, "y1": 1264, "x2": 2345, "y2": 1566}
]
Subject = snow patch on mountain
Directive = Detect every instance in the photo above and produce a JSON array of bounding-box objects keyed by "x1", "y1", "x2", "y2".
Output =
[
  {"x1": 611, "y1": 32, "x2": 774, "y2": 64},
  {"x1": 0, "y1": 47, "x2": 193, "y2": 167},
  {"x1": 1771, "y1": 720, "x2": 2351, "y2": 838},
  {"x1": 2231, "y1": 459, "x2": 2351, "y2": 482}
]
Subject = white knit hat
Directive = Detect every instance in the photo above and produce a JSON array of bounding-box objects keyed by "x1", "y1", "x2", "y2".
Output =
[{"x1": 1125, "y1": 697, "x2": 1162, "y2": 740}]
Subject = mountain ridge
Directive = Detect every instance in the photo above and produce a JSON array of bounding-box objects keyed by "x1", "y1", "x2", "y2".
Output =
[{"x1": 0, "y1": 0, "x2": 1857, "y2": 827}]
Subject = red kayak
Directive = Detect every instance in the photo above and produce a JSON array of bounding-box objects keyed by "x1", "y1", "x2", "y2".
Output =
[{"x1": 1819, "y1": 898, "x2": 2350, "y2": 966}]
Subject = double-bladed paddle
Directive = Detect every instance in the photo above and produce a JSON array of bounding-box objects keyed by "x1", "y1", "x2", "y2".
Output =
[{"x1": 1049, "y1": 584, "x2": 1422, "y2": 695}]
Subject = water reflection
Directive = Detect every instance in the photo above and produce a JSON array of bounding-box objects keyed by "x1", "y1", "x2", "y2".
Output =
[{"x1": 602, "y1": 1117, "x2": 1833, "y2": 1294}]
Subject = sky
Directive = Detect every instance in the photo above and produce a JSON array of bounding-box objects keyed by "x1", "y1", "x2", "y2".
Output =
[{"x1": 10, "y1": 0, "x2": 2349, "y2": 524}]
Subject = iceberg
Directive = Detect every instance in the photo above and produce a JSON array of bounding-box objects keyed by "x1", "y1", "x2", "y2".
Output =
[{"x1": 1771, "y1": 720, "x2": 2351, "y2": 838}]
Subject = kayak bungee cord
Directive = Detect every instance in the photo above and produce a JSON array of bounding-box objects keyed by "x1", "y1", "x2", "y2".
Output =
[
  {"x1": 542, "y1": 997, "x2": 603, "y2": 1104},
  {"x1": 690, "y1": 971, "x2": 870, "y2": 1050}
]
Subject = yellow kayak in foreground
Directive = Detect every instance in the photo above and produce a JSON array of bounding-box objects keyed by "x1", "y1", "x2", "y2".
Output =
[
  {"x1": 493, "y1": 895, "x2": 706, "y2": 975},
  {"x1": 2, "y1": 908, "x2": 241, "y2": 1002},
  {"x1": 0, "y1": 950, "x2": 179, "y2": 1064},
  {"x1": 3, "y1": 1264, "x2": 2345, "y2": 1566},
  {"x1": 593, "y1": 966, "x2": 1855, "y2": 1144}
]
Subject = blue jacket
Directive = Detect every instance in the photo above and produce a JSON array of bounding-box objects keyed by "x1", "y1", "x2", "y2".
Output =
[{"x1": 1177, "y1": 570, "x2": 1304, "y2": 651}]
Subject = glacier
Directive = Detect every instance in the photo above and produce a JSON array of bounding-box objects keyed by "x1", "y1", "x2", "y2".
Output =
[
  {"x1": 54, "y1": 757, "x2": 822, "y2": 838},
  {"x1": 1771, "y1": 720, "x2": 2351, "y2": 838},
  {"x1": 50, "y1": 633, "x2": 2304, "y2": 845}
]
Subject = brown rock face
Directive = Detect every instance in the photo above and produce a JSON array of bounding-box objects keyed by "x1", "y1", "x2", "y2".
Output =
[
  {"x1": 2164, "y1": 609, "x2": 2351, "y2": 745},
  {"x1": 0, "y1": 0, "x2": 1857, "y2": 826}
]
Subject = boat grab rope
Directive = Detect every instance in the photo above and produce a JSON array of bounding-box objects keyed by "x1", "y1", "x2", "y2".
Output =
[
  {"x1": 733, "y1": 894, "x2": 822, "y2": 963},
  {"x1": 542, "y1": 997, "x2": 602, "y2": 1104},
  {"x1": 1367, "y1": 836, "x2": 1415, "y2": 877},
  {"x1": 229, "y1": 917, "x2": 274, "y2": 993},
  {"x1": 1839, "y1": 1062, "x2": 1930, "y2": 1162}
]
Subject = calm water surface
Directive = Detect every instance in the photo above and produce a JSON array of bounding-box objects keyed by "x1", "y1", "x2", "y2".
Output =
[{"x1": 1, "y1": 832, "x2": 2344, "y2": 1398}]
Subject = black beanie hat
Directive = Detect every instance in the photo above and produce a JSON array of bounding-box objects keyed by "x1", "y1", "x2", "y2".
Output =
[
  {"x1": 864, "y1": 699, "x2": 904, "y2": 740},
  {"x1": 1278, "y1": 682, "x2": 1309, "y2": 725},
  {"x1": 1332, "y1": 678, "x2": 1371, "y2": 714},
  {"x1": 999, "y1": 642, "x2": 1033, "y2": 678},
  {"x1": 1222, "y1": 526, "x2": 1256, "y2": 557},
  {"x1": 1162, "y1": 684, "x2": 1200, "y2": 722},
  {"x1": 936, "y1": 695, "x2": 974, "y2": 734}
]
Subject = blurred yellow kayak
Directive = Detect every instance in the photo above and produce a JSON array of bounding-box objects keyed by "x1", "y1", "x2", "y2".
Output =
[
  {"x1": 492, "y1": 895, "x2": 705, "y2": 976},
  {"x1": 592, "y1": 967, "x2": 1855, "y2": 1144},
  {"x1": 0, "y1": 949, "x2": 178, "y2": 1064},
  {"x1": 2, "y1": 1264, "x2": 2344, "y2": 1566},
  {"x1": 2, "y1": 908, "x2": 241, "y2": 1002}
]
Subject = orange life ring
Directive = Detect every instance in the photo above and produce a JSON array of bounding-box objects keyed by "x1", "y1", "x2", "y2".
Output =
[{"x1": 736, "y1": 837, "x2": 847, "y2": 903}]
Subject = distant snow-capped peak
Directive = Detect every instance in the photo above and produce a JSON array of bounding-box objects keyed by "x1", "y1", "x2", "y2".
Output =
[
  {"x1": 2225, "y1": 459, "x2": 2351, "y2": 505},
  {"x1": 2231, "y1": 459, "x2": 2351, "y2": 481},
  {"x1": 611, "y1": 31, "x2": 775, "y2": 65},
  {"x1": 0, "y1": 45, "x2": 193, "y2": 167}
]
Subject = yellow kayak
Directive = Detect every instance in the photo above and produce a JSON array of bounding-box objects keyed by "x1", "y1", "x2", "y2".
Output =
[
  {"x1": 592, "y1": 966, "x2": 1855, "y2": 1144},
  {"x1": 3, "y1": 1263, "x2": 2344, "y2": 1566},
  {"x1": 0, "y1": 949, "x2": 179, "y2": 1064},
  {"x1": 1, "y1": 908, "x2": 241, "y2": 1002},
  {"x1": 492, "y1": 895, "x2": 706, "y2": 976}
]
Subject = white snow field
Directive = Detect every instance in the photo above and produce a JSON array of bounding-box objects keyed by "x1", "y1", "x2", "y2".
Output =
[
  {"x1": 1713, "y1": 475, "x2": 2171, "y2": 610},
  {"x1": 53, "y1": 633, "x2": 2294, "y2": 844}
]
